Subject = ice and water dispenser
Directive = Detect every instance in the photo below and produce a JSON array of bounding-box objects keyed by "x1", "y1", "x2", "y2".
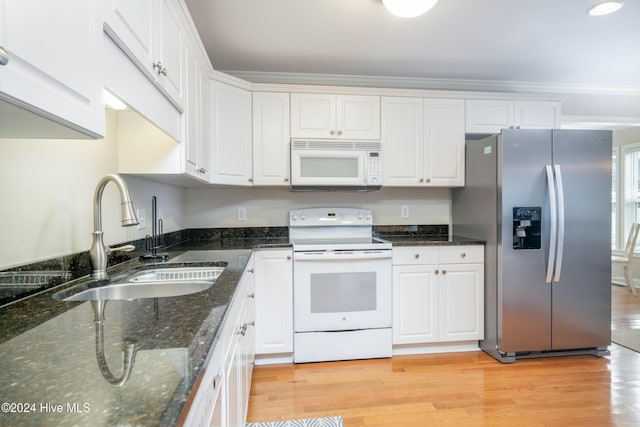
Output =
[{"x1": 513, "y1": 207, "x2": 541, "y2": 250}]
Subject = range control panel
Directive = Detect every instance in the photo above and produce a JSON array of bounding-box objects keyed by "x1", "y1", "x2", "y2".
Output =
[{"x1": 289, "y1": 207, "x2": 373, "y2": 226}]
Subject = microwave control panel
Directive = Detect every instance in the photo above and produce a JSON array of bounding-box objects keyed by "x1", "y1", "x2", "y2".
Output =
[{"x1": 367, "y1": 151, "x2": 382, "y2": 184}]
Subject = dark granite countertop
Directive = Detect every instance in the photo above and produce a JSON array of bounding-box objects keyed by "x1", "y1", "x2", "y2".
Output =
[
  {"x1": 0, "y1": 246, "x2": 260, "y2": 427},
  {"x1": 383, "y1": 235, "x2": 486, "y2": 246}
]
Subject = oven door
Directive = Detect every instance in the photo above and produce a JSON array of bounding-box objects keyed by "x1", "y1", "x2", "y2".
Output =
[{"x1": 293, "y1": 250, "x2": 392, "y2": 332}]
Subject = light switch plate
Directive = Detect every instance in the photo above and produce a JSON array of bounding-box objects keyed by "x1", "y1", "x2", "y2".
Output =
[
  {"x1": 237, "y1": 207, "x2": 247, "y2": 221},
  {"x1": 401, "y1": 205, "x2": 409, "y2": 219}
]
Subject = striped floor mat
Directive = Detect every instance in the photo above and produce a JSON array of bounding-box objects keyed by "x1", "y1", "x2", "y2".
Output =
[{"x1": 246, "y1": 416, "x2": 344, "y2": 427}]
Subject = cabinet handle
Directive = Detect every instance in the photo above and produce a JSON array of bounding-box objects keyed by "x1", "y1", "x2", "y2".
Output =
[
  {"x1": 414, "y1": 253, "x2": 420, "y2": 259},
  {"x1": 153, "y1": 61, "x2": 163, "y2": 73},
  {"x1": 248, "y1": 321, "x2": 255, "y2": 327},
  {"x1": 248, "y1": 268, "x2": 254, "y2": 273},
  {"x1": 198, "y1": 168, "x2": 207, "y2": 174},
  {"x1": 248, "y1": 177, "x2": 254, "y2": 183},
  {"x1": 0, "y1": 47, "x2": 8, "y2": 66},
  {"x1": 284, "y1": 178, "x2": 289, "y2": 182},
  {"x1": 337, "y1": 130, "x2": 343, "y2": 136},
  {"x1": 248, "y1": 293, "x2": 255, "y2": 299},
  {"x1": 213, "y1": 373, "x2": 221, "y2": 390},
  {"x1": 330, "y1": 130, "x2": 336, "y2": 136},
  {"x1": 238, "y1": 324, "x2": 248, "y2": 336}
]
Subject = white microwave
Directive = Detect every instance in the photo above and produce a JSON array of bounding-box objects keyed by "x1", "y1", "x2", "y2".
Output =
[{"x1": 290, "y1": 139, "x2": 383, "y2": 191}]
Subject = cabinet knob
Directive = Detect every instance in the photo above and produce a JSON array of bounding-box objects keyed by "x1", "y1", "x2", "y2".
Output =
[
  {"x1": 248, "y1": 268, "x2": 254, "y2": 273},
  {"x1": 198, "y1": 168, "x2": 207, "y2": 174},
  {"x1": 330, "y1": 130, "x2": 336, "y2": 135},
  {"x1": 153, "y1": 61, "x2": 163, "y2": 73},
  {"x1": 248, "y1": 293, "x2": 255, "y2": 298},
  {"x1": 434, "y1": 269, "x2": 439, "y2": 275},
  {"x1": 461, "y1": 252, "x2": 466, "y2": 258},
  {"x1": 284, "y1": 178, "x2": 289, "y2": 182},
  {"x1": 414, "y1": 253, "x2": 420, "y2": 259},
  {"x1": 248, "y1": 177, "x2": 254, "y2": 183},
  {"x1": 426, "y1": 178, "x2": 431, "y2": 183},
  {"x1": 419, "y1": 178, "x2": 424, "y2": 183},
  {"x1": 442, "y1": 270, "x2": 447, "y2": 275},
  {"x1": 337, "y1": 130, "x2": 343, "y2": 136},
  {"x1": 0, "y1": 47, "x2": 8, "y2": 66},
  {"x1": 287, "y1": 255, "x2": 292, "y2": 260}
]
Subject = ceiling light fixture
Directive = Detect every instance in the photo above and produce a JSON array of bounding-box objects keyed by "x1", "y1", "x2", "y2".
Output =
[
  {"x1": 587, "y1": 0, "x2": 624, "y2": 16},
  {"x1": 382, "y1": 0, "x2": 439, "y2": 18}
]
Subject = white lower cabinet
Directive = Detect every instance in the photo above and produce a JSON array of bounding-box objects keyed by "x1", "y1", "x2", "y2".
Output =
[
  {"x1": 185, "y1": 254, "x2": 255, "y2": 427},
  {"x1": 393, "y1": 246, "x2": 484, "y2": 348},
  {"x1": 254, "y1": 249, "x2": 293, "y2": 361}
]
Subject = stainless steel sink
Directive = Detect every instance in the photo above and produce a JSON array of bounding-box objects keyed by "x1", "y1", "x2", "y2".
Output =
[{"x1": 54, "y1": 265, "x2": 225, "y2": 302}]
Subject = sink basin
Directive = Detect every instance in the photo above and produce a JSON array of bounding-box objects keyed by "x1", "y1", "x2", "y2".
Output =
[{"x1": 54, "y1": 265, "x2": 225, "y2": 302}]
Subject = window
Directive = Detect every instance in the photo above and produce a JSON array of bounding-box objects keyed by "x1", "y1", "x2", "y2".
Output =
[{"x1": 620, "y1": 144, "x2": 640, "y2": 251}]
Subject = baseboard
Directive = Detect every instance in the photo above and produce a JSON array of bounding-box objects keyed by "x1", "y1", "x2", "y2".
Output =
[
  {"x1": 393, "y1": 341, "x2": 480, "y2": 356},
  {"x1": 254, "y1": 353, "x2": 294, "y2": 366}
]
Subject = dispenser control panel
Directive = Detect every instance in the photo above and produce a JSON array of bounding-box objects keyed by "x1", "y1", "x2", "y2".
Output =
[{"x1": 513, "y1": 207, "x2": 541, "y2": 250}]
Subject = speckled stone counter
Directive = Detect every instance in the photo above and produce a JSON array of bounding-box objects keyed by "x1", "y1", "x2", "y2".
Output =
[
  {"x1": 383, "y1": 235, "x2": 486, "y2": 246},
  {"x1": 0, "y1": 246, "x2": 276, "y2": 427}
]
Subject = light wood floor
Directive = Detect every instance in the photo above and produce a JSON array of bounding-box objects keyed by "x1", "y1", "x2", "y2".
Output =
[{"x1": 247, "y1": 285, "x2": 640, "y2": 426}]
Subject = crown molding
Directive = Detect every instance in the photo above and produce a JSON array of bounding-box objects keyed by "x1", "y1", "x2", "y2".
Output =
[{"x1": 224, "y1": 70, "x2": 640, "y2": 97}]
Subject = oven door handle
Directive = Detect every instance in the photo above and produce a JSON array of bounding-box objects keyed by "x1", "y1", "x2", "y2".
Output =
[{"x1": 293, "y1": 251, "x2": 392, "y2": 261}]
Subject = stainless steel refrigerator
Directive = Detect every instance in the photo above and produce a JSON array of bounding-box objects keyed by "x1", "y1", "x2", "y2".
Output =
[{"x1": 452, "y1": 129, "x2": 612, "y2": 363}]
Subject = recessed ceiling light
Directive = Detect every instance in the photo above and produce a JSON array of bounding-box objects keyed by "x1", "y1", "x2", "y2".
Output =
[
  {"x1": 587, "y1": 0, "x2": 624, "y2": 16},
  {"x1": 382, "y1": 0, "x2": 439, "y2": 18}
]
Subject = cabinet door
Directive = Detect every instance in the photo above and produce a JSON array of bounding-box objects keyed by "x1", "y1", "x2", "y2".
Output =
[
  {"x1": 104, "y1": 0, "x2": 155, "y2": 75},
  {"x1": 337, "y1": 95, "x2": 380, "y2": 139},
  {"x1": 290, "y1": 93, "x2": 336, "y2": 138},
  {"x1": 514, "y1": 101, "x2": 560, "y2": 129},
  {"x1": 438, "y1": 263, "x2": 484, "y2": 342},
  {"x1": 225, "y1": 328, "x2": 242, "y2": 427},
  {"x1": 156, "y1": 0, "x2": 184, "y2": 107},
  {"x1": 424, "y1": 98, "x2": 465, "y2": 186},
  {"x1": 184, "y1": 48, "x2": 209, "y2": 180},
  {"x1": 0, "y1": 0, "x2": 104, "y2": 137},
  {"x1": 393, "y1": 265, "x2": 439, "y2": 344},
  {"x1": 465, "y1": 100, "x2": 514, "y2": 134},
  {"x1": 254, "y1": 250, "x2": 293, "y2": 354},
  {"x1": 252, "y1": 92, "x2": 291, "y2": 186},
  {"x1": 210, "y1": 81, "x2": 253, "y2": 185},
  {"x1": 381, "y1": 97, "x2": 424, "y2": 186}
]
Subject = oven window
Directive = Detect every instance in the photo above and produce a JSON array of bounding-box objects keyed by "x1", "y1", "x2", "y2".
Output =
[
  {"x1": 310, "y1": 272, "x2": 377, "y2": 313},
  {"x1": 300, "y1": 158, "x2": 359, "y2": 178}
]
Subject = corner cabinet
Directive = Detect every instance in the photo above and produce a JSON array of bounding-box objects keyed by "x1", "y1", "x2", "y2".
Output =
[
  {"x1": 254, "y1": 249, "x2": 293, "y2": 362},
  {"x1": 465, "y1": 99, "x2": 561, "y2": 134},
  {"x1": 104, "y1": 0, "x2": 185, "y2": 109},
  {"x1": 291, "y1": 93, "x2": 380, "y2": 140},
  {"x1": 0, "y1": 0, "x2": 104, "y2": 138},
  {"x1": 184, "y1": 254, "x2": 255, "y2": 427},
  {"x1": 210, "y1": 80, "x2": 253, "y2": 186},
  {"x1": 392, "y1": 246, "x2": 484, "y2": 349},
  {"x1": 382, "y1": 97, "x2": 465, "y2": 187},
  {"x1": 252, "y1": 92, "x2": 291, "y2": 186}
]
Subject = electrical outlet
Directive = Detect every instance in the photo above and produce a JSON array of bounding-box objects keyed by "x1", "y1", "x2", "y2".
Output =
[
  {"x1": 136, "y1": 209, "x2": 146, "y2": 230},
  {"x1": 401, "y1": 205, "x2": 409, "y2": 219},
  {"x1": 237, "y1": 207, "x2": 247, "y2": 221}
]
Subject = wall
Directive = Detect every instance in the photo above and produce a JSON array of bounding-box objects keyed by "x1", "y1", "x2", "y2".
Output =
[
  {"x1": 185, "y1": 186, "x2": 452, "y2": 229},
  {"x1": 0, "y1": 110, "x2": 186, "y2": 270}
]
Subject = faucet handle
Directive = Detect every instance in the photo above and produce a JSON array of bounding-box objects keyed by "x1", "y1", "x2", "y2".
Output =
[{"x1": 108, "y1": 244, "x2": 136, "y2": 253}]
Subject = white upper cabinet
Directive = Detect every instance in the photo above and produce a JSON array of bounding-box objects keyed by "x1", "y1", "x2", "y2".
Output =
[
  {"x1": 465, "y1": 99, "x2": 560, "y2": 134},
  {"x1": 104, "y1": 0, "x2": 185, "y2": 109},
  {"x1": 0, "y1": 0, "x2": 104, "y2": 138},
  {"x1": 210, "y1": 80, "x2": 253, "y2": 186},
  {"x1": 291, "y1": 93, "x2": 380, "y2": 140},
  {"x1": 382, "y1": 97, "x2": 465, "y2": 187},
  {"x1": 184, "y1": 42, "x2": 209, "y2": 182},
  {"x1": 252, "y1": 92, "x2": 290, "y2": 186}
]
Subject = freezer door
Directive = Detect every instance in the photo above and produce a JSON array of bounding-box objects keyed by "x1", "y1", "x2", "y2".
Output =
[
  {"x1": 550, "y1": 130, "x2": 611, "y2": 350},
  {"x1": 499, "y1": 130, "x2": 553, "y2": 352}
]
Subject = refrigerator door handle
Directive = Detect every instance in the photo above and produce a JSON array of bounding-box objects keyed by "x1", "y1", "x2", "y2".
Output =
[
  {"x1": 545, "y1": 165, "x2": 557, "y2": 283},
  {"x1": 553, "y1": 165, "x2": 565, "y2": 282}
]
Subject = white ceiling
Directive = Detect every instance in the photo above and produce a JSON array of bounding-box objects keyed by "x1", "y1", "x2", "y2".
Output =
[{"x1": 184, "y1": 0, "x2": 640, "y2": 124}]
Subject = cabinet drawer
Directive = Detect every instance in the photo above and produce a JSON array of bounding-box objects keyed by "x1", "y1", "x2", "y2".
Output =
[
  {"x1": 439, "y1": 245, "x2": 484, "y2": 264},
  {"x1": 393, "y1": 247, "x2": 438, "y2": 265}
]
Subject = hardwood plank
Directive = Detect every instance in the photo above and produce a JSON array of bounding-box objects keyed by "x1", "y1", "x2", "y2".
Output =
[{"x1": 247, "y1": 285, "x2": 640, "y2": 426}]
